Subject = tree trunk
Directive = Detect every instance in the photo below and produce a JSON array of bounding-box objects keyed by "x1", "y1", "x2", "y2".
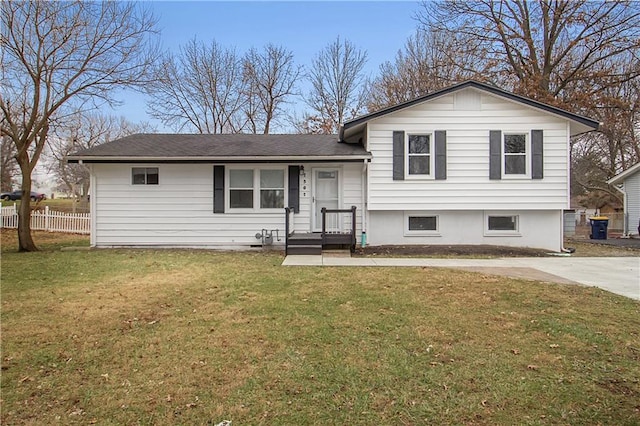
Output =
[{"x1": 17, "y1": 173, "x2": 38, "y2": 251}]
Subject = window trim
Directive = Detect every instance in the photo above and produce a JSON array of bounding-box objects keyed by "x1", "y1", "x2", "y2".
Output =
[
  {"x1": 405, "y1": 132, "x2": 435, "y2": 179},
  {"x1": 404, "y1": 212, "x2": 440, "y2": 236},
  {"x1": 502, "y1": 132, "x2": 530, "y2": 179},
  {"x1": 228, "y1": 169, "x2": 255, "y2": 210},
  {"x1": 226, "y1": 166, "x2": 287, "y2": 212},
  {"x1": 259, "y1": 169, "x2": 286, "y2": 210},
  {"x1": 484, "y1": 212, "x2": 521, "y2": 236},
  {"x1": 131, "y1": 167, "x2": 159, "y2": 186}
]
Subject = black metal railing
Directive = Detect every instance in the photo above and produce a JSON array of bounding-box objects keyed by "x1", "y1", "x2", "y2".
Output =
[
  {"x1": 284, "y1": 206, "x2": 294, "y2": 254},
  {"x1": 321, "y1": 206, "x2": 357, "y2": 251},
  {"x1": 284, "y1": 205, "x2": 357, "y2": 254}
]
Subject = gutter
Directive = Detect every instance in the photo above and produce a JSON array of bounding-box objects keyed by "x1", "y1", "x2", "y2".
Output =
[{"x1": 67, "y1": 154, "x2": 372, "y2": 164}]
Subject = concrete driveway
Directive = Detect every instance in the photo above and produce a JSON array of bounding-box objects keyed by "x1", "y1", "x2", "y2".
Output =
[{"x1": 283, "y1": 255, "x2": 640, "y2": 300}]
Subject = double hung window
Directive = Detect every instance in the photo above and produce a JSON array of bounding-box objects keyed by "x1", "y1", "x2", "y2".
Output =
[
  {"x1": 228, "y1": 168, "x2": 285, "y2": 210},
  {"x1": 503, "y1": 134, "x2": 527, "y2": 176},
  {"x1": 259, "y1": 169, "x2": 285, "y2": 209},
  {"x1": 407, "y1": 134, "x2": 432, "y2": 176},
  {"x1": 229, "y1": 170, "x2": 254, "y2": 209}
]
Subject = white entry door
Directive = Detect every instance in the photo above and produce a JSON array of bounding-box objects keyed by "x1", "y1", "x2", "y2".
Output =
[{"x1": 312, "y1": 169, "x2": 340, "y2": 232}]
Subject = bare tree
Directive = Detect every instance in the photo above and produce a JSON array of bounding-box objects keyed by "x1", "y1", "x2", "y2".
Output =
[
  {"x1": 367, "y1": 29, "x2": 487, "y2": 110},
  {"x1": 147, "y1": 39, "x2": 246, "y2": 133},
  {"x1": 304, "y1": 37, "x2": 368, "y2": 134},
  {"x1": 572, "y1": 72, "x2": 640, "y2": 203},
  {"x1": 0, "y1": 0, "x2": 158, "y2": 251},
  {"x1": 48, "y1": 112, "x2": 155, "y2": 212},
  {"x1": 417, "y1": 0, "x2": 640, "y2": 107},
  {"x1": 243, "y1": 44, "x2": 302, "y2": 134}
]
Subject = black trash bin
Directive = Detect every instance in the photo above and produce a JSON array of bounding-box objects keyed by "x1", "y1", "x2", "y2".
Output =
[{"x1": 589, "y1": 216, "x2": 609, "y2": 240}]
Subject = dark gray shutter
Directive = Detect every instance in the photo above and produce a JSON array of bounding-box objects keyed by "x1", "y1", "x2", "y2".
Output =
[
  {"x1": 531, "y1": 130, "x2": 544, "y2": 179},
  {"x1": 393, "y1": 131, "x2": 405, "y2": 180},
  {"x1": 213, "y1": 165, "x2": 225, "y2": 213},
  {"x1": 435, "y1": 130, "x2": 447, "y2": 180},
  {"x1": 489, "y1": 130, "x2": 502, "y2": 180},
  {"x1": 288, "y1": 165, "x2": 300, "y2": 213}
]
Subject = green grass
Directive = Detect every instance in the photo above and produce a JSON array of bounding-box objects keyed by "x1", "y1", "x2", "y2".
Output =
[{"x1": 1, "y1": 232, "x2": 639, "y2": 425}]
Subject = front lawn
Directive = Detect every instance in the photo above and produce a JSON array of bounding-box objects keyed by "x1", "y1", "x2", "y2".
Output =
[{"x1": 1, "y1": 232, "x2": 639, "y2": 425}]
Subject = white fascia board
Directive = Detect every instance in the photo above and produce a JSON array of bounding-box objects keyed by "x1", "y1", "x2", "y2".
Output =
[
  {"x1": 607, "y1": 162, "x2": 640, "y2": 185},
  {"x1": 68, "y1": 155, "x2": 372, "y2": 162}
]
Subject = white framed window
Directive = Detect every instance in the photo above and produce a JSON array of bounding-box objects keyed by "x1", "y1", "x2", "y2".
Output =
[
  {"x1": 406, "y1": 134, "x2": 433, "y2": 177},
  {"x1": 227, "y1": 167, "x2": 285, "y2": 211},
  {"x1": 484, "y1": 212, "x2": 520, "y2": 236},
  {"x1": 259, "y1": 169, "x2": 285, "y2": 209},
  {"x1": 229, "y1": 169, "x2": 254, "y2": 209},
  {"x1": 503, "y1": 133, "x2": 528, "y2": 177},
  {"x1": 404, "y1": 212, "x2": 440, "y2": 236},
  {"x1": 132, "y1": 167, "x2": 159, "y2": 185}
]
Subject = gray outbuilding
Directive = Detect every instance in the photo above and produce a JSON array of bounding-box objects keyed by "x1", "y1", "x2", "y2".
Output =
[{"x1": 608, "y1": 162, "x2": 640, "y2": 237}]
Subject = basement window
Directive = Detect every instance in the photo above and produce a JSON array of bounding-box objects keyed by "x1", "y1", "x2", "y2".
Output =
[
  {"x1": 485, "y1": 213, "x2": 520, "y2": 236},
  {"x1": 404, "y1": 213, "x2": 439, "y2": 236}
]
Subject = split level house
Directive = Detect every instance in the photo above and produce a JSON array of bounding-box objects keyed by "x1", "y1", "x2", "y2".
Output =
[{"x1": 67, "y1": 81, "x2": 599, "y2": 253}]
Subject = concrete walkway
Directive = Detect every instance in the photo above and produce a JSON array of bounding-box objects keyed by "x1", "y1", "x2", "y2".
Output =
[{"x1": 282, "y1": 255, "x2": 640, "y2": 300}]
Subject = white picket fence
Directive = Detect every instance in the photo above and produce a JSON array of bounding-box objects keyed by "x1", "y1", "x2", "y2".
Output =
[{"x1": 1, "y1": 204, "x2": 90, "y2": 234}]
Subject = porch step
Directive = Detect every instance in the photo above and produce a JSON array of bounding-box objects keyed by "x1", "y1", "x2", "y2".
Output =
[
  {"x1": 287, "y1": 245, "x2": 322, "y2": 255},
  {"x1": 286, "y1": 232, "x2": 322, "y2": 255},
  {"x1": 287, "y1": 233, "x2": 322, "y2": 245}
]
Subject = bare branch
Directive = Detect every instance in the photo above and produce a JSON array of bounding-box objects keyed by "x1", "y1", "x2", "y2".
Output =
[
  {"x1": 0, "y1": 0, "x2": 159, "y2": 251},
  {"x1": 304, "y1": 37, "x2": 368, "y2": 134}
]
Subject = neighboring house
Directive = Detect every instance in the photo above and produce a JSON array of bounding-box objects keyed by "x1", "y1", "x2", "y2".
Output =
[
  {"x1": 607, "y1": 162, "x2": 640, "y2": 237},
  {"x1": 68, "y1": 81, "x2": 599, "y2": 252}
]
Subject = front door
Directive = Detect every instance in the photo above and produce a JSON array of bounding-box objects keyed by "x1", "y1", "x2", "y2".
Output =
[{"x1": 312, "y1": 168, "x2": 340, "y2": 232}]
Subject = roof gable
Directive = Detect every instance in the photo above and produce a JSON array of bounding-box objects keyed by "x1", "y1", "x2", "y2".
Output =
[
  {"x1": 341, "y1": 80, "x2": 600, "y2": 139},
  {"x1": 607, "y1": 162, "x2": 640, "y2": 185}
]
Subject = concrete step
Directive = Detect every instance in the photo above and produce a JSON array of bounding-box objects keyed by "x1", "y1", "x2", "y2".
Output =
[{"x1": 322, "y1": 249, "x2": 351, "y2": 258}]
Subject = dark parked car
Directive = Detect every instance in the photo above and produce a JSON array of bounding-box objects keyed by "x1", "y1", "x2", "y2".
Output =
[{"x1": 0, "y1": 190, "x2": 46, "y2": 201}]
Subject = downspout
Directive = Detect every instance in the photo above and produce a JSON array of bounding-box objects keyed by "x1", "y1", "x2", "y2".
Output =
[
  {"x1": 561, "y1": 123, "x2": 574, "y2": 254},
  {"x1": 560, "y1": 212, "x2": 575, "y2": 254},
  {"x1": 612, "y1": 184, "x2": 627, "y2": 236},
  {"x1": 361, "y1": 159, "x2": 368, "y2": 247},
  {"x1": 88, "y1": 163, "x2": 97, "y2": 247}
]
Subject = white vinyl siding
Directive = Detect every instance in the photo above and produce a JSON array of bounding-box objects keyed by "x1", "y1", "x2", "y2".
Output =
[
  {"x1": 91, "y1": 162, "x2": 364, "y2": 248},
  {"x1": 367, "y1": 87, "x2": 570, "y2": 211},
  {"x1": 369, "y1": 210, "x2": 562, "y2": 251},
  {"x1": 623, "y1": 171, "x2": 640, "y2": 236}
]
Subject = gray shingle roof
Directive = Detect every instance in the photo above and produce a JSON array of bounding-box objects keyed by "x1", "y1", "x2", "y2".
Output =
[{"x1": 67, "y1": 133, "x2": 370, "y2": 162}]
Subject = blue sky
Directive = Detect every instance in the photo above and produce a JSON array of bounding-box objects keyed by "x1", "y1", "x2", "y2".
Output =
[{"x1": 113, "y1": 1, "x2": 421, "y2": 130}]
